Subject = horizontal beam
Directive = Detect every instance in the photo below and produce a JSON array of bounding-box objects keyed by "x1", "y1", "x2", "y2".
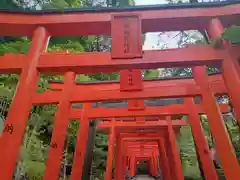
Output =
[
  {"x1": 1, "y1": 46, "x2": 240, "y2": 75},
  {"x1": 127, "y1": 150, "x2": 157, "y2": 154},
  {"x1": 119, "y1": 132, "x2": 162, "y2": 137},
  {"x1": 122, "y1": 137, "x2": 163, "y2": 141},
  {"x1": 102, "y1": 117, "x2": 181, "y2": 121},
  {"x1": 97, "y1": 119, "x2": 187, "y2": 128},
  {"x1": 119, "y1": 132, "x2": 181, "y2": 141},
  {"x1": 48, "y1": 74, "x2": 224, "y2": 107},
  {"x1": 37, "y1": 46, "x2": 224, "y2": 73},
  {"x1": 127, "y1": 148, "x2": 158, "y2": 151},
  {"x1": 114, "y1": 128, "x2": 175, "y2": 134},
  {"x1": 32, "y1": 80, "x2": 226, "y2": 104},
  {"x1": 97, "y1": 120, "x2": 186, "y2": 132},
  {"x1": 131, "y1": 155, "x2": 155, "y2": 158},
  {"x1": 127, "y1": 150, "x2": 158, "y2": 153},
  {"x1": 127, "y1": 146, "x2": 158, "y2": 149},
  {"x1": 50, "y1": 74, "x2": 225, "y2": 109},
  {"x1": 49, "y1": 72, "x2": 223, "y2": 90},
  {"x1": 125, "y1": 142, "x2": 158, "y2": 146},
  {"x1": 69, "y1": 104, "x2": 228, "y2": 119},
  {"x1": 0, "y1": 54, "x2": 25, "y2": 74},
  {"x1": 0, "y1": 45, "x2": 225, "y2": 74},
  {"x1": 127, "y1": 147, "x2": 158, "y2": 150},
  {"x1": 0, "y1": 2, "x2": 239, "y2": 36},
  {"x1": 126, "y1": 144, "x2": 159, "y2": 148}
]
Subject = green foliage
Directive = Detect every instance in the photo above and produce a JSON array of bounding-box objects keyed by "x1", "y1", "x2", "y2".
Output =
[
  {"x1": 66, "y1": 120, "x2": 80, "y2": 155},
  {"x1": 92, "y1": 132, "x2": 108, "y2": 178},
  {"x1": 178, "y1": 125, "x2": 201, "y2": 179},
  {"x1": 222, "y1": 26, "x2": 240, "y2": 44},
  {"x1": 47, "y1": 0, "x2": 69, "y2": 9},
  {"x1": 24, "y1": 160, "x2": 45, "y2": 179},
  {"x1": 0, "y1": 0, "x2": 19, "y2": 9},
  {"x1": 0, "y1": 116, "x2": 3, "y2": 135},
  {"x1": 143, "y1": 69, "x2": 160, "y2": 79}
]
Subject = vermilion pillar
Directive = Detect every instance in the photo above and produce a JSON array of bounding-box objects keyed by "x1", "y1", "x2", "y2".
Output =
[
  {"x1": 152, "y1": 152, "x2": 158, "y2": 177},
  {"x1": 127, "y1": 156, "x2": 131, "y2": 170},
  {"x1": 149, "y1": 157, "x2": 156, "y2": 177},
  {"x1": 44, "y1": 71, "x2": 76, "y2": 180},
  {"x1": 192, "y1": 66, "x2": 239, "y2": 180},
  {"x1": 0, "y1": 27, "x2": 49, "y2": 180},
  {"x1": 114, "y1": 135, "x2": 122, "y2": 180},
  {"x1": 129, "y1": 156, "x2": 136, "y2": 177},
  {"x1": 121, "y1": 154, "x2": 127, "y2": 180},
  {"x1": 166, "y1": 117, "x2": 184, "y2": 180},
  {"x1": 208, "y1": 18, "x2": 240, "y2": 125},
  {"x1": 158, "y1": 139, "x2": 171, "y2": 180},
  {"x1": 164, "y1": 132, "x2": 176, "y2": 180},
  {"x1": 105, "y1": 120, "x2": 116, "y2": 180},
  {"x1": 185, "y1": 97, "x2": 218, "y2": 180},
  {"x1": 70, "y1": 103, "x2": 91, "y2": 180}
]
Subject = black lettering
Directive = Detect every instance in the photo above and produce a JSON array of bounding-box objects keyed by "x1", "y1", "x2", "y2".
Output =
[
  {"x1": 3, "y1": 124, "x2": 14, "y2": 134},
  {"x1": 50, "y1": 142, "x2": 58, "y2": 149}
]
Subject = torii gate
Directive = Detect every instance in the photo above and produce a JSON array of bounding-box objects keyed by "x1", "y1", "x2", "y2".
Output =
[
  {"x1": 125, "y1": 142, "x2": 160, "y2": 177},
  {"x1": 0, "y1": 1, "x2": 240, "y2": 180},
  {"x1": 97, "y1": 117, "x2": 186, "y2": 180}
]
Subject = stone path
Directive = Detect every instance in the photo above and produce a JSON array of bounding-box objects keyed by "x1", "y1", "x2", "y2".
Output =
[{"x1": 132, "y1": 175, "x2": 155, "y2": 180}]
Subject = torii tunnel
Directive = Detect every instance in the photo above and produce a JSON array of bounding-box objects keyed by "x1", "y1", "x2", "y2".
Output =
[{"x1": 0, "y1": 1, "x2": 240, "y2": 180}]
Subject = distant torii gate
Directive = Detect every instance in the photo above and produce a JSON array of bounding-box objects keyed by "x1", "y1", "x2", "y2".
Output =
[
  {"x1": 97, "y1": 117, "x2": 186, "y2": 180},
  {"x1": 0, "y1": 1, "x2": 240, "y2": 180},
  {"x1": 125, "y1": 142, "x2": 160, "y2": 177}
]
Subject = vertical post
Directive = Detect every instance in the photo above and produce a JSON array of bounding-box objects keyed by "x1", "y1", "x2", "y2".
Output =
[
  {"x1": 127, "y1": 156, "x2": 130, "y2": 170},
  {"x1": 147, "y1": 160, "x2": 151, "y2": 176},
  {"x1": 149, "y1": 157, "x2": 154, "y2": 177},
  {"x1": 164, "y1": 137, "x2": 175, "y2": 180},
  {"x1": 192, "y1": 66, "x2": 239, "y2": 180},
  {"x1": 44, "y1": 71, "x2": 76, "y2": 180},
  {"x1": 185, "y1": 97, "x2": 218, "y2": 180},
  {"x1": 208, "y1": 19, "x2": 240, "y2": 124},
  {"x1": 118, "y1": 139, "x2": 127, "y2": 180},
  {"x1": 82, "y1": 120, "x2": 96, "y2": 180},
  {"x1": 152, "y1": 152, "x2": 158, "y2": 177},
  {"x1": 133, "y1": 157, "x2": 137, "y2": 176},
  {"x1": 105, "y1": 119, "x2": 116, "y2": 180},
  {"x1": 158, "y1": 139, "x2": 171, "y2": 180},
  {"x1": 114, "y1": 135, "x2": 121, "y2": 180},
  {"x1": 166, "y1": 116, "x2": 184, "y2": 180},
  {"x1": 122, "y1": 154, "x2": 127, "y2": 180},
  {"x1": 70, "y1": 103, "x2": 91, "y2": 180},
  {"x1": 0, "y1": 27, "x2": 49, "y2": 180},
  {"x1": 129, "y1": 156, "x2": 135, "y2": 177}
]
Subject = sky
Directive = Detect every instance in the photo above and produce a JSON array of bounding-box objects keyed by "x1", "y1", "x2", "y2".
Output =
[
  {"x1": 134, "y1": 0, "x2": 202, "y2": 50},
  {"x1": 135, "y1": 0, "x2": 181, "y2": 50}
]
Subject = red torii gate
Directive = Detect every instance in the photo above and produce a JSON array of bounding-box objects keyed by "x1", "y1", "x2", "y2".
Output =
[
  {"x1": 115, "y1": 122, "x2": 185, "y2": 180},
  {"x1": 97, "y1": 118, "x2": 186, "y2": 180},
  {"x1": 0, "y1": 2, "x2": 240, "y2": 180},
  {"x1": 125, "y1": 143, "x2": 159, "y2": 177}
]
